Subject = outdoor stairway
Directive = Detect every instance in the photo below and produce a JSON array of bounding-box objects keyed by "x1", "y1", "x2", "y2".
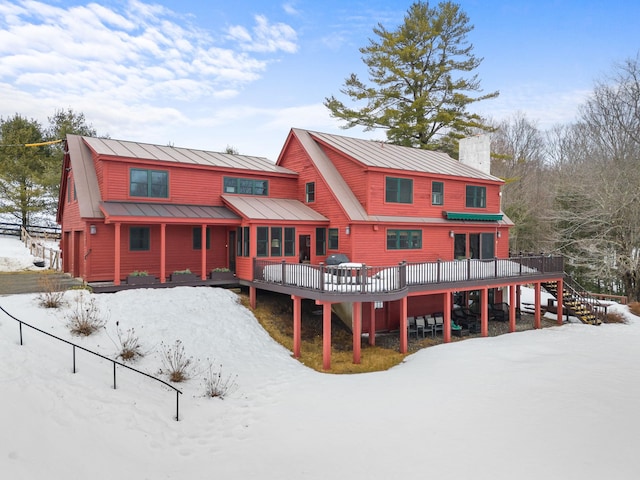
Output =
[
  {"x1": 0, "y1": 272, "x2": 84, "y2": 295},
  {"x1": 541, "y1": 278, "x2": 603, "y2": 325}
]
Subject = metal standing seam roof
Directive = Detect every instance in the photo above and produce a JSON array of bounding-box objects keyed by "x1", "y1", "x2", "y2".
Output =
[
  {"x1": 81, "y1": 136, "x2": 297, "y2": 175},
  {"x1": 221, "y1": 195, "x2": 329, "y2": 222},
  {"x1": 100, "y1": 201, "x2": 241, "y2": 221},
  {"x1": 290, "y1": 129, "x2": 369, "y2": 222},
  {"x1": 66, "y1": 134, "x2": 104, "y2": 218},
  {"x1": 307, "y1": 130, "x2": 502, "y2": 182}
]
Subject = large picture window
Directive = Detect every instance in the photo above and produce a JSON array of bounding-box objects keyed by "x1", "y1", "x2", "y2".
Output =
[
  {"x1": 466, "y1": 185, "x2": 486, "y2": 208},
  {"x1": 192, "y1": 227, "x2": 210, "y2": 250},
  {"x1": 387, "y1": 229, "x2": 422, "y2": 250},
  {"x1": 257, "y1": 227, "x2": 269, "y2": 257},
  {"x1": 130, "y1": 227, "x2": 150, "y2": 251},
  {"x1": 237, "y1": 226, "x2": 250, "y2": 257},
  {"x1": 223, "y1": 177, "x2": 268, "y2": 196},
  {"x1": 385, "y1": 177, "x2": 413, "y2": 204},
  {"x1": 432, "y1": 181, "x2": 444, "y2": 206},
  {"x1": 284, "y1": 227, "x2": 296, "y2": 256},
  {"x1": 130, "y1": 169, "x2": 168, "y2": 198},
  {"x1": 270, "y1": 227, "x2": 282, "y2": 256},
  {"x1": 328, "y1": 228, "x2": 339, "y2": 250},
  {"x1": 315, "y1": 228, "x2": 326, "y2": 256}
]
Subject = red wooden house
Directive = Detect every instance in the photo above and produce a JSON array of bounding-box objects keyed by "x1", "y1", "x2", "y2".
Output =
[{"x1": 57, "y1": 129, "x2": 565, "y2": 369}]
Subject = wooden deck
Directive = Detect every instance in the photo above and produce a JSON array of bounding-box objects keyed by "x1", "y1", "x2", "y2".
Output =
[
  {"x1": 251, "y1": 255, "x2": 565, "y2": 301},
  {"x1": 89, "y1": 277, "x2": 241, "y2": 293}
]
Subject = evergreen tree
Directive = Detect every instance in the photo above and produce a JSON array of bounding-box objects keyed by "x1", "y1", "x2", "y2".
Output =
[
  {"x1": 0, "y1": 114, "x2": 52, "y2": 227},
  {"x1": 324, "y1": 1, "x2": 498, "y2": 153}
]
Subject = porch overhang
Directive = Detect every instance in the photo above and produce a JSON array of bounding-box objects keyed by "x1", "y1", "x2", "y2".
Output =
[
  {"x1": 443, "y1": 211, "x2": 503, "y2": 222},
  {"x1": 99, "y1": 201, "x2": 241, "y2": 225}
]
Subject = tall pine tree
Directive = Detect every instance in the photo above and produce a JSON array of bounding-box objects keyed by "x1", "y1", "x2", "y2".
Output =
[{"x1": 324, "y1": 1, "x2": 497, "y2": 154}]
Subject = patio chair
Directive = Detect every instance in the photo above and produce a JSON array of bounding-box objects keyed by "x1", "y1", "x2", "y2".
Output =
[
  {"x1": 416, "y1": 316, "x2": 434, "y2": 337},
  {"x1": 489, "y1": 302, "x2": 510, "y2": 322},
  {"x1": 432, "y1": 312, "x2": 444, "y2": 335},
  {"x1": 407, "y1": 316, "x2": 418, "y2": 338},
  {"x1": 452, "y1": 307, "x2": 479, "y2": 333},
  {"x1": 426, "y1": 315, "x2": 437, "y2": 336}
]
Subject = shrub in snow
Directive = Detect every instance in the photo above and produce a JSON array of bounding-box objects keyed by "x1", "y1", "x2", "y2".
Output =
[
  {"x1": 37, "y1": 275, "x2": 65, "y2": 308},
  {"x1": 202, "y1": 362, "x2": 238, "y2": 399},
  {"x1": 111, "y1": 322, "x2": 145, "y2": 361},
  {"x1": 66, "y1": 293, "x2": 106, "y2": 336},
  {"x1": 604, "y1": 311, "x2": 627, "y2": 324},
  {"x1": 159, "y1": 340, "x2": 195, "y2": 383}
]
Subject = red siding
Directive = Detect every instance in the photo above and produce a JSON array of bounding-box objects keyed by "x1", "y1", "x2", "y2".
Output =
[{"x1": 101, "y1": 159, "x2": 296, "y2": 204}]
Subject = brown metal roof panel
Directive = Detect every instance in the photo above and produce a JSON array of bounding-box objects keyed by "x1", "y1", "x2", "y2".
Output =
[
  {"x1": 80, "y1": 136, "x2": 296, "y2": 173},
  {"x1": 308, "y1": 130, "x2": 500, "y2": 182},
  {"x1": 291, "y1": 129, "x2": 368, "y2": 222},
  {"x1": 100, "y1": 202, "x2": 240, "y2": 221},
  {"x1": 222, "y1": 195, "x2": 328, "y2": 222},
  {"x1": 66, "y1": 135, "x2": 103, "y2": 219}
]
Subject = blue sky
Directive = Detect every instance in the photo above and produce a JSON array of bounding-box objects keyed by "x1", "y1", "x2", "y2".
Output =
[{"x1": 1, "y1": 0, "x2": 638, "y2": 160}]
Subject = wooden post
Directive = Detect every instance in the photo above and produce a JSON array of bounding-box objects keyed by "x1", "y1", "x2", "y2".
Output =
[
  {"x1": 352, "y1": 302, "x2": 362, "y2": 364},
  {"x1": 322, "y1": 302, "x2": 332, "y2": 370},
  {"x1": 160, "y1": 223, "x2": 166, "y2": 283},
  {"x1": 249, "y1": 286, "x2": 257, "y2": 309},
  {"x1": 509, "y1": 285, "x2": 517, "y2": 333},
  {"x1": 368, "y1": 302, "x2": 376, "y2": 346},
  {"x1": 292, "y1": 295, "x2": 302, "y2": 358},
  {"x1": 201, "y1": 224, "x2": 207, "y2": 280},
  {"x1": 556, "y1": 278, "x2": 564, "y2": 325},
  {"x1": 444, "y1": 292, "x2": 452, "y2": 343},
  {"x1": 534, "y1": 282, "x2": 541, "y2": 329},
  {"x1": 399, "y1": 297, "x2": 408, "y2": 354},
  {"x1": 481, "y1": 288, "x2": 489, "y2": 337},
  {"x1": 114, "y1": 222, "x2": 121, "y2": 286}
]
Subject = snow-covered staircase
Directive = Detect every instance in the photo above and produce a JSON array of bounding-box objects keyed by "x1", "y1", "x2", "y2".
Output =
[{"x1": 541, "y1": 277, "x2": 603, "y2": 325}]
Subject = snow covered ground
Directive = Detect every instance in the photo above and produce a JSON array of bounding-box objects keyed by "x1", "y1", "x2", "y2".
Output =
[{"x1": 1, "y1": 234, "x2": 639, "y2": 479}]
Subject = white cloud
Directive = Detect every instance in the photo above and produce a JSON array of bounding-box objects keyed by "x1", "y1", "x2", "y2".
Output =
[
  {"x1": 228, "y1": 14, "x2": 298, "y2": 53},
  {"x1": 0, "y1": 0, "x2": 298, "y2": 134}
]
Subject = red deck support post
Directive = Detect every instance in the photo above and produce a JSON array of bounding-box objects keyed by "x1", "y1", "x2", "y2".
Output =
[
  {"x1": 200, "y1": 223, "x2": 207, "y2": 280},
  {"x1": 368, "y1": 302, "x2": 376, "y2": 346},
  {"x1": 443, "y1": 292, "x2": 452, "y2": 343},
  {"x1": 160, "y1": 223, "x2": 166, "y2": 283},
  {"x1": 352, "y1": 302, "x2": 362, "y2": 364},
  {"x1": 322, "y1": 302, "x2": 332, "y2": 370},
  {"x1": 249, "y1": 286, "x2": 257, "y2": 309},
  {"x1": 399, "y1": 297, "x2": 408, "y2": 354},
  {"x1": 481, "y1": 287, "x2": 489, "y2": 337},
  {"x1": 534, "y1": 282, "x2": 541, "y2": 329},
  {"x1": 556, "y1": 278, "x2": 564, "y2": 325},
  {"x1": 291, "y1": 295, "x2": 302, "y2": 358},
  {"x1": 114, "y1": 222, "x2": 121, "y2": 286},
  {"x1": 509, "y1": 285, "x2": 517, "y2": 333}
]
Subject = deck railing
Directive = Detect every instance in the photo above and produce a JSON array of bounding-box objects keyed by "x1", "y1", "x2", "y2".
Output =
[
  {"x1": 21, "y1": 226, "x2": 62, "y2": 270},
  {"x1": 253, "y1": 255, "x2": 564, "y2": 295}
]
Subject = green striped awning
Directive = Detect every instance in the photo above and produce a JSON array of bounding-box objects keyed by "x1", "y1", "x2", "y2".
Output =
[{"x1": 443, "y1": 211, "x2": 503, "y2": 221}]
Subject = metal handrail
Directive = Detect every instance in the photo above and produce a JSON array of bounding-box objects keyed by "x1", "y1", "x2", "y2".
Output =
[{"x1": 0, "y1": 304, "x2": 183, "y2": 421}]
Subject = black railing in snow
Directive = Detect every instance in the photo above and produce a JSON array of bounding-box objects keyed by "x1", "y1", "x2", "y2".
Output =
[{"x1": 0, "y1": 304, "x2": 183, "y2": 421}]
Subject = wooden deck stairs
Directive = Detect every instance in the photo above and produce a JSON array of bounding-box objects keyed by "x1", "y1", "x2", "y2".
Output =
[{"x1": 541, "y1": 277, "x2": 603, "y2": 325}]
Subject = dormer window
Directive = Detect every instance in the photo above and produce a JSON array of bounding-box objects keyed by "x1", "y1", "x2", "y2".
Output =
[{"x1": 130, "y1": 169, "x2": 168, "y2": 198}]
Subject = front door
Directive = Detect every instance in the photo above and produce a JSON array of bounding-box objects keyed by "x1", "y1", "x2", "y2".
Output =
[{"x1": 299, "y1": 235, "x2": 311, "y2": 263}]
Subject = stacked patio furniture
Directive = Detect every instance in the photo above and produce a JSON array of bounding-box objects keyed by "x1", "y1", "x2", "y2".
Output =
[
  {"x1": 489, "y1": 302, "x2": 510, "y2": 322},
  {"x1": 452, "y1": 307, "x2": 479, "y2": 334}
]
